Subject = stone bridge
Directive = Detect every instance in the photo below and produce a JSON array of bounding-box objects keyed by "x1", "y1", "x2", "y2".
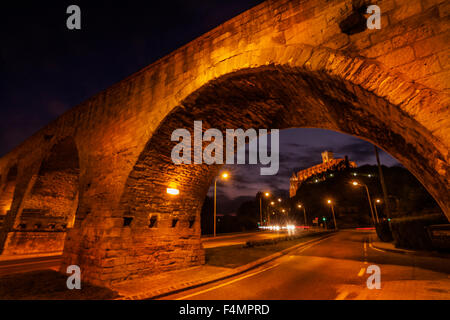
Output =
[{"x1": 0, "y1": 0, "x2": 448, "y2": 286}]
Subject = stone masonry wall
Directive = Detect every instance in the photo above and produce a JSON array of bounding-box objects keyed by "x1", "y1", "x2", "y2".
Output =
[{"x1": 0, "y1": 0, "x2": 447, "y2": 286}]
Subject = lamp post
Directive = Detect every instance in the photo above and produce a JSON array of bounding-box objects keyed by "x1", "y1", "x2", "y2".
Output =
[
  {"x1": 298, "y1": 204, "x2": 307, "y2": 226},
  {"x1": 352, "y1": 181, "x2": 377, "y2": 224},
  {"x1": 259, "y1": 192, "x2": 270, "y2": 226},
  {"x1": 327, "y1": 199, "x2": 338, "y2": 231},
  {"x1": 214, "y1": 172, "x2": 229, "y2": 237}
]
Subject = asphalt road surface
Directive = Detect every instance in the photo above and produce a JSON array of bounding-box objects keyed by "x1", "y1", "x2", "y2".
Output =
[
  {"x1": 0, "y1": 231, "x2": 302, "y2": 275},
  {"x1": 162, "y1": 230, "x2": 450, "y2": 300},
  {"x1": 0, "y1": 255, "x2": 61, "y2": 276},
  {"x1": 201, "y1": 230, "x2": 314, "y2": 248}
]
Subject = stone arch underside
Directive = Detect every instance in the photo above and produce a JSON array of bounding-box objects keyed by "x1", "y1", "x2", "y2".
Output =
[
  {"x1": 1, "y1": 137, "x2": 80, "y2": 255},
  {"x1": 0, "y1": 165, "x2": 18, "y2": 227},
  {"x1": 68, "y1": 60, "x2": 448, "y2": 285}
]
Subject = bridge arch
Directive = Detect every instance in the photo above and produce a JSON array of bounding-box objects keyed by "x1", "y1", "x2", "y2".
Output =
[
  {"x1": 0, "y1": 137, "x2": 80, "y2": 255},
  {"x1": 0, "y1": 164, "x2": 18, "y2": 225},
  {"x1": 18, "y1": 137, "x2": 81, "y2": 229},
  {"x1": 83, "y1": 47, "x2": 449, "y2": 283}
]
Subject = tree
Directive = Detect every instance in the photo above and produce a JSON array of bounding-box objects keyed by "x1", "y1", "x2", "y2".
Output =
[{"x1": 236, "y1": 200, "x2": 259, "y2": 231}]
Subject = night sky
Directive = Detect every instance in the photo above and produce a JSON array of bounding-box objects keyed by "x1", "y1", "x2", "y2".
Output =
[{"x1": 1, "y1": 1, "x2": 399, "y2": 213}]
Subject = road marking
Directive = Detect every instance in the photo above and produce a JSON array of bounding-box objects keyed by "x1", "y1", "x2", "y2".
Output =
[
  {"x1": 363, "y1": 239, "x2": 368, "y2": 264},
  {"x1": 358, "y1": 268, "x2": 366, "y2": 277},
  {"x1": 293, "y1": 235, "x2": 334, "y2": 254},
  {"x1": 368, "y1": 241, "x2": 387, "y2": 253},
  {"x1": 175, "y1": 263, "x2": 281, "y2": 300},
  {"x1": 335, "y1": 291, "x2": 349, "y2": 300}
]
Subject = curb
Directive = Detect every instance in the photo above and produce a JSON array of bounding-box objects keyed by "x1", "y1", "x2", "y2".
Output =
[
  {"x1": 370, "y1": 241, "x2": 450, "y2": 259},
  {"x1": 114, "y1": 232, "x2": 335, "y2": 300}
]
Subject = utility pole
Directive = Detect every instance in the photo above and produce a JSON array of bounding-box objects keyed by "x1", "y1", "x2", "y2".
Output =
[
  {"x1": 259, "y1": 195, "x2": 263, "y2": 226},
  {"x1": 303, "y1": 206, "x2": 307, "y2": 226},
  {"x1": 374, "y1": 146, "x2": 391, "y2": 219},
  {"x1": 214, "y1": 179, "x2": 217, "y2": 237}
]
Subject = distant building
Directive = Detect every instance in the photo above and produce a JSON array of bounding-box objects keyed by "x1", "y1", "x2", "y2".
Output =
[{"x1": 289, "y1": 151, "x2": 357, "y2": 197}]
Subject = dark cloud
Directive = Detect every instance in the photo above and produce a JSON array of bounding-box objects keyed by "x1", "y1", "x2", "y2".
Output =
[{"x1": 0, "y1": 0, "x2": 266, "y2": 157}]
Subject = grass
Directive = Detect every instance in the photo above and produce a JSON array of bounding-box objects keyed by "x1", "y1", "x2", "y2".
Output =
[
  {"x1": 0, "y1": 270, "x2": 120, "y2": 300},
  {"x1": 205, "y1": 232, "x2": 330, "y2": 268}
]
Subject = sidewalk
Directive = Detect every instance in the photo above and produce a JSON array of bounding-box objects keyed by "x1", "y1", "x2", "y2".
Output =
[
  {"x1": 112, "y1": 232, "x2": 334, "y2": 300},
  {"x1": 371, "y1": 239, "x2": 450, "y2": 259}
]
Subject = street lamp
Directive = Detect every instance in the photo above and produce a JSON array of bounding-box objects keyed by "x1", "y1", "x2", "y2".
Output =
[
  {"x1": 278, "y1": 198, "x2": 282, "y2": 202},
  {"x1": 374, "y1": 199, "x2": 382, "y2": 222},
  {"x1": 214, "y1": 172, "x2": 230, "y2": 237},
  {"x1": 351, "y1": 181, "x2": 378, "y2": 224},
  {"x1": 298, "y1": 204, "x2": 308, "y2": 226},
  {"x1": 327, "y1": 199, "x2": 338, "y2": 230}
]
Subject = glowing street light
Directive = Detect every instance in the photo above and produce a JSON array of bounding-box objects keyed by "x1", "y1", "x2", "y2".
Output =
[
  {"x1": 326, "y1": 199, "x2": 338, "y2": 231},
  {"x1": 298, "y1": 203, "x2": 307, "y2": 226},
  {"x1": 214, "y1": 172, "x2": 230, "y2": 237},
  {"x1": 278, "y1": 198, "x2": 282, "y2": 202},
  {"x1": 351, "y1": 181, "x2": 378, "y2": 224}
]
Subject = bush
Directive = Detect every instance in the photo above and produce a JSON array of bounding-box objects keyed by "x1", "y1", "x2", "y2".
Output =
[{"x1": 390, "y1": 213, "x2": 447, "y2": 250}]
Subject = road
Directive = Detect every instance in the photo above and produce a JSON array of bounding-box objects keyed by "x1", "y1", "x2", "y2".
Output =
[
  {"x1": 0, "y1": 230, "x2": 301, "y2": 276},
  {"x1": 0, "y1": 255, "x2": 61, "y2": 276},
  {"x1": 0, "y1": 231, "x2": 294, "y2": 275},
  {"x1": 201, "y1": 230, "x2": 314, "y2": 248},
  {"x1": 162, "y1": 229, "x2": 450, "y2": 300}
]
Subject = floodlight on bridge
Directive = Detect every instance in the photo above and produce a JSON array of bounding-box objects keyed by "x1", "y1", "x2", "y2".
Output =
[{"x1": 166, "y1": 188, "x2": 180, "y2": 195}]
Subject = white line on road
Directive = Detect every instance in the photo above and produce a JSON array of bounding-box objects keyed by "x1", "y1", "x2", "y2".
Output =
[{"x1": 175, "y1": 263, "x2": 281, "y2": 300}]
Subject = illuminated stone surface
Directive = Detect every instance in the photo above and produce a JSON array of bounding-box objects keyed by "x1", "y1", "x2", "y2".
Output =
[{"x1": 0, "y1": 0, "x2": 448, "y2": 286}]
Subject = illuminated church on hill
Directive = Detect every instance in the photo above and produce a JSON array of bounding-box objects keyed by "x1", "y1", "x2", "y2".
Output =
[{"x1": 289, "y1": 151, "x2": 357, "y2": 197}]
